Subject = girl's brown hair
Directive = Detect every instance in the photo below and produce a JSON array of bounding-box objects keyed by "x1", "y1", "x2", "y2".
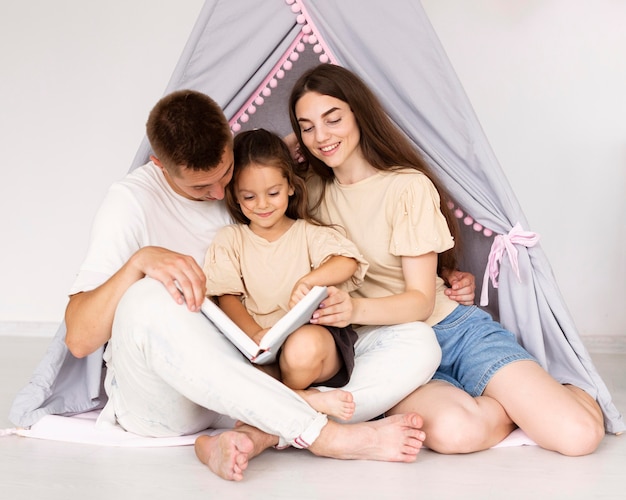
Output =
[{"x1": 226, "y1": 128, "x2": 320, "y2": 226}]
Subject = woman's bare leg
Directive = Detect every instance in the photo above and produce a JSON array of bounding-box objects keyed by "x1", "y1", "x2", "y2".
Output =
[
  {"x1": 388, "y1": 380, "x2": 515, "y2": 453},
  {"x1": 483, "y1": 360, "x2": 604, "y2": 456},
  {"x1": 390, "y1": 361, "x2": 605, "y2": 456}
]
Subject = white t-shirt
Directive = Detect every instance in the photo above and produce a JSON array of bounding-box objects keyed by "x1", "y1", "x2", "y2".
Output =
[{"x1": 69, "y1": 161, "x2": 232, "y2": 294}]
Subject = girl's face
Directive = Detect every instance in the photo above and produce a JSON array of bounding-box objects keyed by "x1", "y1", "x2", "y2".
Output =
[
  {"x1": 294, "y1": 92, "x2": 362, "y2": 170},
  {"x1": 235, "y1": 164, "x2": 294, "y2": 236}
]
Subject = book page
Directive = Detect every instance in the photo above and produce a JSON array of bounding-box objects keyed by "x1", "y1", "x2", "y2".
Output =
[{"x1": 200, "y1": 286, "x2": 328, "y2": 365}]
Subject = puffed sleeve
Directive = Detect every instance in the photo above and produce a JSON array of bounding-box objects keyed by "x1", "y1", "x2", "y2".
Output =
[
  {"x1": 203, "y1": 225, "x2": 246, "y2": 297},
  {"x1": 389, "y1": 173, "x2": 454, "y2": 257},
  {"x1": 306, "y1": 224, "x2": 369, "y2": 292}
]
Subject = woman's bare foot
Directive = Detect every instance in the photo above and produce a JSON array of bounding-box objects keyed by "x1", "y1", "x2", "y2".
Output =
[
  {"x1": 297, "y1": 388, "x2": 355, "y2": 421},
  {"x1": 309, "y1": 413, "x2": 426, "y2": 462},
  {"x1": 194, "y1": 424, "x2": 278, "y2": 481}
]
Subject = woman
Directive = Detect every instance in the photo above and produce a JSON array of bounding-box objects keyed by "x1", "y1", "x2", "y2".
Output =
[{"x1": 288, "y1": 63, "x2": 604, "y2": 456}]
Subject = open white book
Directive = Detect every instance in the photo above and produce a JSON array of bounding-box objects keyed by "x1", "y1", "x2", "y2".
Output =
[{"x1": 200, "y1": 286, "x2": 329, "y2": 365}]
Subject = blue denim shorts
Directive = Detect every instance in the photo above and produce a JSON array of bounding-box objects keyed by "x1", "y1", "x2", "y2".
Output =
[{"x1": 432, "y1": 305, "x2": 536, "y2": 397}]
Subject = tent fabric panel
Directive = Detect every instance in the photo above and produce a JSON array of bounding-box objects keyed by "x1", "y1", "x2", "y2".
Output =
[{"x1": 132, "y1": 0, "x2": 299, "y2": 169}]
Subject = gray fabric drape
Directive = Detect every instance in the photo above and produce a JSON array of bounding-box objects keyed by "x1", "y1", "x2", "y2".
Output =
[{"x1": 11, "y1": 0, "x2": 623, "y2": 434}]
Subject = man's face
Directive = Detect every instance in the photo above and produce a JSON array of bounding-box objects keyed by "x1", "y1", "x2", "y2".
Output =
[{"x1": 153, "y1": 147, "x2": 234, "y2": 201}]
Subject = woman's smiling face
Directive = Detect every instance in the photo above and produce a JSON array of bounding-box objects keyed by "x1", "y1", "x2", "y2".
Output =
[{"x1": 294, "y1": 92, "x2": 362, "y2": 171}]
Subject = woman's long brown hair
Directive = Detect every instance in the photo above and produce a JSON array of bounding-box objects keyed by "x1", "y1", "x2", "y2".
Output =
[{"x1": 288, "y1": 63, "x2": 460, "y2": 273}]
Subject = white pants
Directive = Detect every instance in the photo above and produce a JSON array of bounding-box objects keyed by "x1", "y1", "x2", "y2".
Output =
[
  {"x1": 101, "y1": 278, "x2": 440, "y2": 447},
  {"x1": 324, "y1": 322, "x2": 442, "y2": 423}
]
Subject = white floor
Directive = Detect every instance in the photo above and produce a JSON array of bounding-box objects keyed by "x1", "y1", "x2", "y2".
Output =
[{"x1": 1, "y1": 335, "x2": 624, "y2": 500}]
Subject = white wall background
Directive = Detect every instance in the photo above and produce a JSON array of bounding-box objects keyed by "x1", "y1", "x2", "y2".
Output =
[{"x1": 1, "y1": 1, "x2": 624, "y2": 343}]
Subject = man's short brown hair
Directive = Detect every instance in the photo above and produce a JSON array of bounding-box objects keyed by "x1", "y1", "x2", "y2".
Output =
[{"x1": 146, "y1": 89, "x2": 232, "y2": 173}]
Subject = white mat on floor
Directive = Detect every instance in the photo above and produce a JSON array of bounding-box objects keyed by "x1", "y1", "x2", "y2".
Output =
[
  {"x1": 6, "y1": 411, "x2": 537, "y2": 448},
  {"x1": 12, "y1": 411, "x2": 219, "y2": 447}
]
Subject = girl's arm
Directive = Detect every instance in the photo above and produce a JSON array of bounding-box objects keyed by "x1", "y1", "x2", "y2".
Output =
[
  {"x1": 290, "y1": 255, "x2": 358, "y2": 307},
  {"x1": 312, "y1": 252, "x2": 438, "y2": 327},
  {"x1": 217, "y1": 294, "x2": 266, "y2": 344}
]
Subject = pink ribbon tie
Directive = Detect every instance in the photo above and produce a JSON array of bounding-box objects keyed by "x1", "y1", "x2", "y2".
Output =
[{"x1": 480, "y1": 223, "x2": 540, "y2": 306}]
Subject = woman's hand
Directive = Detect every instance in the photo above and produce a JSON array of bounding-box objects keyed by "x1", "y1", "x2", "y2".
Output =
[{"x1": 309, "y1": 286, "x2": 353, "y2": 328}]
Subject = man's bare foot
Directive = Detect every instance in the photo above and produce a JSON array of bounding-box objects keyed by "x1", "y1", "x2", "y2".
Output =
[
  {"x1": 309, "y1": 413, "x2": 426, "y2": 463},
  {"x1": 194, "y1": 424, "x2": 278, "y2": 481},
  {"x1": 296, "y1": 388, "x2": 355, "y2": 421}
]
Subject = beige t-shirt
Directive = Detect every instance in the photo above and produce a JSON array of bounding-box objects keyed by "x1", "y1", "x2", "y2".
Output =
[
  {"x1": 308, "y1": 168, "x2": 458, "y2": 326},
  {"x1": 203, "y1": 218, "x2": 368, "y2": 329}
]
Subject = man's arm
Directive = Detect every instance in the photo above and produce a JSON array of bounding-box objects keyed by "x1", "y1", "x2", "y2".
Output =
[{"x1": 65, "y1": 246, "x2": 207, "y2": 358}]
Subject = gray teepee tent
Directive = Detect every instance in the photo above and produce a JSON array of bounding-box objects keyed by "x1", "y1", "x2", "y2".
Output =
[{"x1": 10, "y1": 0, "x2": 624, "y2": 434}]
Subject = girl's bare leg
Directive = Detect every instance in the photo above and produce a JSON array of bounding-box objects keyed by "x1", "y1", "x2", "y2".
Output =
[
  {"x1": 280, "y1": 325, "x2": 355, "y2": 420},
  {"x1": 280, "y1": 325, "x2": 341, "y2": 389},
  {"x1": 296, "y1": 388, "x2": 355, "y2": 421}
]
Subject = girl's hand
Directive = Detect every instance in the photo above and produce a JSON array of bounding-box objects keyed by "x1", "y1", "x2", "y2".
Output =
[
  {"x1": 289, "y1": 281, "x2": 313, "y2": 308},
  {"x1": 310, "y1": 286, "x2": 353, "y2": 328},
  {"x1": 251, "y1": 328, "x2": 269, "y2": 346}
]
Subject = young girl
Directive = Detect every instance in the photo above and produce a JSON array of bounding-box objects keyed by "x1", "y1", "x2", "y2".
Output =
[
  {"x1": 288, "y1": 63, "x2": 604, "y2": 456},
  {"x1": 203, "y1": 128, "x2": 369, "y2": 421}
]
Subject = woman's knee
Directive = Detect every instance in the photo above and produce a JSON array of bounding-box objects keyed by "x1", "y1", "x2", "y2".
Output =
[
  {"x1": 558, "y1": 385, "x2": 605, "y2": 456},
  {"x1": 551, "y1": 409, "x2": 604, "y2": 456},
  {"x1": 425, "y1": 404, "x2": 497, "y2": 454}
]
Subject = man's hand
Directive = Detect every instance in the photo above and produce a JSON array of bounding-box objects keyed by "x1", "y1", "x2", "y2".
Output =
[
  {"x1": 442, "y1": 269, "x2": 476, "y2": 306},
  {"x1": 132, "y1": 246, "x2": 207, "y2": 312},
  {"x1": 65, "y1": 246, "x2": 207, "y2": 358},
  {"x1": 283, "y1": 133, "x2": 306, "y2": 165}
]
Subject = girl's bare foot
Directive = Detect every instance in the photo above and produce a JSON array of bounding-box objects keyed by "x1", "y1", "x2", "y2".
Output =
[
  {"x1": 297, "y1": 388, "x2": 355, "y2": 421},
  {"x1": 194, "y1": 424, "x2": 277, "y2": 481}
]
